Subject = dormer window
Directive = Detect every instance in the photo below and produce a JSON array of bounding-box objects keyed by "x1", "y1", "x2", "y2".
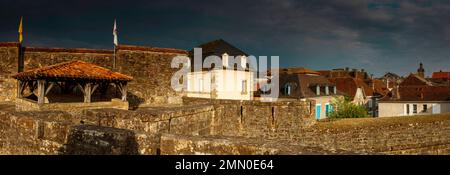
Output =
[
  {"x1": 222, "y1": 53, "x2": 229, "y2": 68},
  {"x1": 316, "y1": 85, "x2": 320, "y2": 95},
  {"x1": 240, "y1": 55, "x2": 247, "y2": 69},
  {"x1": 325, "y1": 86, "x2": 329, "y2": 95},
  {"x1": 333, "y1": 86, "x2": 337, "y2": 94}
]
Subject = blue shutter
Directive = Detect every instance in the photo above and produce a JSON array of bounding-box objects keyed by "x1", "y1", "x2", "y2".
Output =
[{"x1": 315, "y1": 104, "x2": 321, "y2": 119}]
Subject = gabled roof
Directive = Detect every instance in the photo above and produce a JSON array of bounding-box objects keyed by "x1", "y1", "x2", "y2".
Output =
[
  {"x1": 401, "y1": 74, "x2": 434, "y2": 86},
  {"x1": 13, "y1": 60, "x2": 133, "y2": 82},
  {"x1": 381, "y1": 72, "x2": 401, "y2": 79},
  {"x1": 189, "y1": 39, "x2": 248, "y2": 58},
  {"x1": 381, "y1": 73, "x2": 450, "y2": 102}
]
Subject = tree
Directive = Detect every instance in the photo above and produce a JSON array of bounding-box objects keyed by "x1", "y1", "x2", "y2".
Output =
[{"x1": 328, "y1": 96, "x2": 368, "y2": 118}]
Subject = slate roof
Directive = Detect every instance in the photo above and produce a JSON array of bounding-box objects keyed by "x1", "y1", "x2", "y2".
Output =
[
  {"x1": 13, "y1": 60, "x2": 133, "y2": 82},
  {"x1": 188, "y1": 39, "x2": 248, "y2": 58},
  {"x1": 279, "y1": 72, "x2": 340, "y2": 98}
]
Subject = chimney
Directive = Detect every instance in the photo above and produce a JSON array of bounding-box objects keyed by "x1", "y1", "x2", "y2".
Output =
[{"x1": 395, "y1": 85, "x2": 400, "y2": 99}]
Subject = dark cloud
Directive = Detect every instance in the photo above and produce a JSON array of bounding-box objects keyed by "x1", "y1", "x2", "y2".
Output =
[{"x1": 0, "y1": 0, "x2": 449, "y2": 77}]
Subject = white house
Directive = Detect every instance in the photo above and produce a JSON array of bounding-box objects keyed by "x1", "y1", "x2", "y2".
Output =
[{"x1": 186, "y1": 39, "x2": 255, "y2": 100}]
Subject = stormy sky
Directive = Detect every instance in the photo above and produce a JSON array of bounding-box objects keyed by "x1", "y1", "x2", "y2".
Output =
[{"x1": 1, "y1": 0, "x2": 449, "y2": 77}]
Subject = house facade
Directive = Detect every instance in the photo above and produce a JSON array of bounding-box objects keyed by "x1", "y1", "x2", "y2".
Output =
[
  {"x1": 319, "y1": 68, "x2": 388, "y2": 117},
  {"x1": 278, "y1": 67, "x2": 342, "y2": 119},
  {"x1": 186, "y1": 39, "x2": 255, "y2": 100},
  {"x1": 379, "y1": 73, "x2": 450, "y2": 117}
]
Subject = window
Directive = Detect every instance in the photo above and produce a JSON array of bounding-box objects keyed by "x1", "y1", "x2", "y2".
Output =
[
  {"x1": 423, "y1": 104, "x2": 428, "y2": 112},
  {"x1": 316, "y1": 85, "x2": 320, "y2": 95},
  {"x1": 406, "y1": 104, "x2": 410, "y2": 114},
  {"x1": 222, "y1": 53, "x2": 229, "y2": 68},
  {"x1": 325, "y1": 103, "x2": 330, "y2": 117},
  {"x1": 240, "y1": 56, "x2": 247, "y2": 69},
  {"x1": 284, "y1": 84, "x2": 291, "y2": 96},
  {"x1": 413, "y1": 104, "x2": 417, "y2": 114},
  {"x1": 241, "y1": 80, "x2": 247, "y2": 93}
]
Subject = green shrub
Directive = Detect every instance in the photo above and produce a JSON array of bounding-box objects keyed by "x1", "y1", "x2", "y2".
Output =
[{"x1": 328, "y1": 96, "x2": 368, "y2": 118}]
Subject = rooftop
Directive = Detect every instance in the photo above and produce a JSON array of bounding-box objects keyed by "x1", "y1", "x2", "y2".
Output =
[{"x1": 13, "y1": 60, "x2": 133, "y2": 82}]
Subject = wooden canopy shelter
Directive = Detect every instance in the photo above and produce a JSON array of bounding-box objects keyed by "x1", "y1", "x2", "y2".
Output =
[{"x1": 12, "y1": 60, "x2": 133, "y2": 104}]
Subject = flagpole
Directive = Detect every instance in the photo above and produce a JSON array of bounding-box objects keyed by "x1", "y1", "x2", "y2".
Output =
[
  {"x1": 113, "y1": 19, "x2": 118, "y2": 70},
  {"x1": 113, "y1": 44, "x2": 116, "y2": 70}
]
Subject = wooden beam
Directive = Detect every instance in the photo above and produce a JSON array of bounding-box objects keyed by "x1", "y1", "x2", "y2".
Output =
[
  {"x1": 90, "y1": 84, "x2": 99, "y2": 96},
  {"x1": 77, "y1": 83, "x2": 85, "y2": 95},
  {"x1": 37, "y1": 80, "x2": 45, "y2": 104},
  {"x1": 120, "y1": 82, "x2": 127, "y2": 101},
  {"x1": 44, "y1": 82, "x2": 55, "y2": 96}
]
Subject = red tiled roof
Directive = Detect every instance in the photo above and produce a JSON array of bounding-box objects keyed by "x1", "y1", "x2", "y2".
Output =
[
  {"x1": 13, "y1": 60, "x2": 133, "y2": 81},
  {"x1": 118, "y1": 45, "x2": 187, "y2": 54},
  {"x1": 371, "y1": 79, "x2": 389, "y2": 96},
  {"x1": 282, "y1": 67, "x2": 320, "y2": 75},
  {"x1": 432, "y1": 71, "x2": 450, "y2": 79},
  {"x1": 330, "y1": 77, "x2": 375, "y2": 99},
  {"x1": 381, "y1": 86, "x2": 450, "y2": 101}
]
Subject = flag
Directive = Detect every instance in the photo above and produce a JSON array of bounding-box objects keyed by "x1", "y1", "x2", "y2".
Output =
[
  {"x1": 18, "y1": 16, "x2": 23, "y2": 44},
  {"x1": 113, "y1": 19, "x2": 118, "y2": 46}
]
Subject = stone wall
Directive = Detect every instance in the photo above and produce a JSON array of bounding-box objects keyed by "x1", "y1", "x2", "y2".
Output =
[
  {"x1": 115, "y1": 46, "x2": 187, "y2": 107},
  {"x1": 182, "y1": 97, "x2": 316, "y2": 139},
  {"x1": 0, "y1": 103, "x2": 217, "y2": 155},
  {"x1": 2, "y1": 98, "x2": 450, "y2": 155},
  {"x1": 296, "y1": 115, "x2": 450, "y2": 154},
  {"x1": 0, "y1": 104, "x2": 74, "y2": 154},
  {"x1": 0, "y1": 43, "x2": 19, "y2": 102},
  {"x1": 159, "y1": 134, "x2": 353, "y2": 155},
  {"x1": 15, "y1": 98, "x2": 129, "y2": 115},
  {"x1": 0, "y1": 43, "x2": 188, "y2": 108}
]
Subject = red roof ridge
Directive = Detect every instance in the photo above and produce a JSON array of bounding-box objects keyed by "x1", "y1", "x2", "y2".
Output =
[
  {"x1": 24, "y1": 47, "x2": 113, "y2": 54},
  {"x1": 0, "y1": 42, "x2": 20, "y2": 47}
]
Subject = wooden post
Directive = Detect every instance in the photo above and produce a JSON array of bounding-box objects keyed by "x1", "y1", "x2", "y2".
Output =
[
  {"x1": 121, "y1": 82, "x2": 127, "y2": 101},
  {"x1": 37, "y1": 80, "x2": 45, "y2": 104},
  {"x1": 84, "y1": 83, "x2": 92, "y2": 103},
  {"x1": 17, "y1": 80, "x2": 26, "y2": 98}
]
